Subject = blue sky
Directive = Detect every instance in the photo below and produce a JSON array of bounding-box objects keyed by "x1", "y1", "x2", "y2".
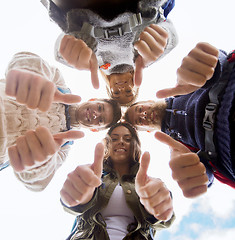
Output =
[{"x1": 1, "y1": 1, "x2": 235, "y2": 240}]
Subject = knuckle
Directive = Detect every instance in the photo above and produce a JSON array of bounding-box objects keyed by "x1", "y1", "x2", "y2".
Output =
[
  {"x1": 25, "y1": 130, "x2": 35, "y2": 138},
  {"x1": 198, "y1": 162, "x2": 206, "y2": 173},
  {"x1": 205, "y1": 67, "x2": 215, "y2": 79}
]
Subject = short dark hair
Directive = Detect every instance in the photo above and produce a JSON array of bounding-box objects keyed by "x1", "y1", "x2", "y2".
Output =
[
  {"x1": 103, "y1": 122, "x2": 141, "y2": 163},
  {"x1": 100, "y1": 98, "x2": 122, "y2": 129},
  {"x1": 123, "y1": 102, "x2": 138, "y2": 123}
]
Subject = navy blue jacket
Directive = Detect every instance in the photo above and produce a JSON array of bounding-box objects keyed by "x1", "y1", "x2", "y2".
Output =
[{"x1": 161, "y1": 50, "x2": 235, "y2": 186}]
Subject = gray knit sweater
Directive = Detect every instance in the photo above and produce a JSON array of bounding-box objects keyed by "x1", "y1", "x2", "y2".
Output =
[{"x1": 42, "y1": 0, "x2": 178, "y2": 74}]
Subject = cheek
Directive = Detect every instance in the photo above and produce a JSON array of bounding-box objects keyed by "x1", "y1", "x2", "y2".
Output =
[{"x1": 126, "y1": 143, "x2": 131, "y2": 154}]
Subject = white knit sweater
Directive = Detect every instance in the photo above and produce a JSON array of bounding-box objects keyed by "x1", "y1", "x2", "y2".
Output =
[{"x1": 1, "y1": 52, "x2": 77, "y2": 191}]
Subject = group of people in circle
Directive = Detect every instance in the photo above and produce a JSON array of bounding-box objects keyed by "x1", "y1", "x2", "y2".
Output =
[{"x1": 1, "y1": 0, "x2": 234, "y2": 239}]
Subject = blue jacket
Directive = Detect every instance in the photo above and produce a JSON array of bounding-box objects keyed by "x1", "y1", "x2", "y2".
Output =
[{"x1": 161, "y1": 50, "x2": 235, "y2": 185}]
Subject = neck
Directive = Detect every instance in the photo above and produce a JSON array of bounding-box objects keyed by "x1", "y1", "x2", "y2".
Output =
[
  {"x1": 68, "y1": 105, "x2": 80, "y2": 127},
  {"x1": 113, "y1": 162, "x2": 130, "y2": 178}
]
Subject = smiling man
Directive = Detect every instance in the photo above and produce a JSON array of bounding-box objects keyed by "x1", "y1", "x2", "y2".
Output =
[
  {"x1": 1, "y1": 51, "x2": 121, "y2": 192},
  {"x1": 125, "y1": 42, "x2": 235, "y2": 193},
  {"x1": 75, "y1": 98, "x2": 121, "y2": 129}
]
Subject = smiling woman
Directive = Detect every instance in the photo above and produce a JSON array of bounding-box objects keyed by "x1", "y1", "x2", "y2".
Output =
[{"x1": 60, "y1": 122, "x2": 175, "y2": 240}]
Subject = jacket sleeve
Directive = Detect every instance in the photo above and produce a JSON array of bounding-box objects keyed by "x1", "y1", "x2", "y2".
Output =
[
  {"x1": 61, "y1": 188, "x2": 100, "y2": 215},
  {"x1": 5, "y1": 52, "x2": 71, "y2": 191}
]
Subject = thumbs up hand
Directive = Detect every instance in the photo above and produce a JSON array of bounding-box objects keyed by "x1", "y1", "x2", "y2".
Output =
[
  {"x1": 8, "y1": 126, "x2": 84, "y2": 173},
  {"x1": 59, "y1": 35, "x2": 99, "y2": 89},
  {"x1": 156, "y1": 42, "x2": 219, "y2": 98},
  {"x1": 5, "y1": 69, "x2": 81, "y2": 112},
  {"x1": 155, "y1": 131, "x2": 208, "y2": 198},
  {"x1": 135, "y1": 152, "x2": 173, "y2": 221},
  {"x1": 60, "y1": 143, "x2": 104, "y2": 207}
]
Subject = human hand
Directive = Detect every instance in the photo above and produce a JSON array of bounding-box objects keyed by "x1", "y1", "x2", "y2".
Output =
[
  {"x1": 135, "y1": 152, "x2": 173, "y2": 221},
  {"x1": 156, "y1": 42, "x2": 219, "y2": 98},
  {"x1": 8, "y1": 126, "x2": 84, "y2": 172},
  {"x1": 155, "y1": 131, "x2": 208, "y2": 198},
  {"x1": 59, "y1": 35, "x2": 99, "y2": 89},
  {"x1": 134, "y1": 24, "x2": 168, "y2": 87},
  {"x1": 5, "y1": 69, "x2": 81, "y2": 112},
  {"x1": 60, "y1": 142, "x2": 104, "y2": 207}
]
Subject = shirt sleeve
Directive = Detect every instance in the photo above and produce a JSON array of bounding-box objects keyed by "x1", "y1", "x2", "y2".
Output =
[{"x1": 14, "y1": 144, "x2": 71, "y2": 192}]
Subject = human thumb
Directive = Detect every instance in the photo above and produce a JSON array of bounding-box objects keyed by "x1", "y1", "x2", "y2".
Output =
[
  {"x1": 53, "y1": 130, "x2": 84, "y2": 147},
  {"x1": 136, "y1": 151, "x2": 150, "y2": 187},
  {"x1": 53, "y1": 89, "x2": 81, "y2": 104},
  {"x1": 90, "y1": 53, "x2": 99, "y2": 89},
  {"x1": 92, "y1": 142, "x2": 104, "y2": 178},
  {"x1": 134, "y1": 56, "x2": 144, "y2": 87}
]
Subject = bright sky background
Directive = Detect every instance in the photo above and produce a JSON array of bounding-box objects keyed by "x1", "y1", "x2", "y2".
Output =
[{"x1": 1, "y1": 1, "x2": 235, "y2": 240}]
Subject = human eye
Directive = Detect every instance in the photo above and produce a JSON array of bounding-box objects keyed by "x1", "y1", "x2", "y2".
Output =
[
  {"x1": 99, "y1": 118, "x2": 104, "y2": 125},
  {"x1": 98, "y1": 104, "x2": 102, "y2": 112},
  {"x1": 111, "y1": 138, "x2": 118, "y2": 142},
  {"x1": 125, "y1": 137, "x2": 132, "y2": 142},
  {"x1": 139, "y1": 106, "x2": 142, "y2": 113}
]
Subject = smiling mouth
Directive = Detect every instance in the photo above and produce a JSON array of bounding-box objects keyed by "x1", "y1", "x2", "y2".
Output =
[
  {"x1": 86, "y1": 108, "x2": 91, "y2": 122},
  {"x1": 114, "y1": 148, "x2": 127, "y2": 153},
  {"x1": 115, "y1": 81, "x2": 127, "y2": 86},
  {"x1": 147, "y1": 110, "x2": 156, "y2": 123}
]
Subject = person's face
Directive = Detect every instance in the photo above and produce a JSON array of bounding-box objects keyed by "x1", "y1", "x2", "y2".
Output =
[
  {"x1": 77, "y1": 100, "x2": 114, "y2": 128},
  {"x1": 126, "y1": 101, "x2": 158, "y2": 130},
  {"x1": 108, "y1": 72, "x2": 136, "y2": 104},
  {"x1": 109, "y1": 126, "x2": 132, "y2": 164}
]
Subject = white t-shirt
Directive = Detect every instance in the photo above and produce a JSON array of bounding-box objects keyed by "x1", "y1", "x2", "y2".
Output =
[{"x1": 100, "y1": 183, "x2": 135, "y2": 240}]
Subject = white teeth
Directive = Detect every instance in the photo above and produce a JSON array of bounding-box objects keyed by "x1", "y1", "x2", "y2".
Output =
[{"x1": 115, "y1": 149, "x2": 126, "y2": 152}]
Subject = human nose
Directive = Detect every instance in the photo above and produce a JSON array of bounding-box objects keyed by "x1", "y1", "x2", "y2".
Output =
[
  {"x1": 117, "y1": 85, "x2": 125, "y2": 91},
  {"x1": 92, "y1": 110, "x2": 101, "y2": 120},
  {"x1": 117, "y1": 137, "x2": 125, "y2": 145},
  {"x1": 139, "y1": 111, "x2": 147, "y2": 120}
]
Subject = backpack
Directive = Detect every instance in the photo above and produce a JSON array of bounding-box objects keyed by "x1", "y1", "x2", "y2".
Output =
[{"x1": 162, "y1": 0, "x2": 175, "y2": 18}]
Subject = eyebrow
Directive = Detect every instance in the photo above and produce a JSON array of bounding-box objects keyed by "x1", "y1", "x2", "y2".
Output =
[
  {"x1": 134, "y1": 106, "x2": 138, "y2": 124},
  {"x1": 111, "y1": 133, "x2": 132, "y2": 137},
  {"x1": 102, "y1": 104, "x2": 106, "y2": 123}
]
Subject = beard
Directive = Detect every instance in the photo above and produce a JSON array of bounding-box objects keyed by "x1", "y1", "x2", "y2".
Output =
[{"x1": 143, "y1": 100, "x2": 167, "y2": 130}]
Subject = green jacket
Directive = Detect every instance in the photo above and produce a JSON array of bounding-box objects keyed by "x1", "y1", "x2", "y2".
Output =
[{"x1": 63, "y1": 161, "x2": 175, "y2": 240}]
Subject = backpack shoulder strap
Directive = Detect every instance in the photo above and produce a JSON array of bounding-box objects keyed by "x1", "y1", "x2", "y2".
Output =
[
  {"x1": 203, "y1": 50, "x2": 235, "y2": 159},
  {"x1": 162, "y1": 0, "x2": 175, "y2": 18}
]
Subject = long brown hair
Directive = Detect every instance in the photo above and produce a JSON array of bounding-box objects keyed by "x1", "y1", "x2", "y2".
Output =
[{"x1": 103, "y1": 122, "x2": 141, "y2": 164}]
